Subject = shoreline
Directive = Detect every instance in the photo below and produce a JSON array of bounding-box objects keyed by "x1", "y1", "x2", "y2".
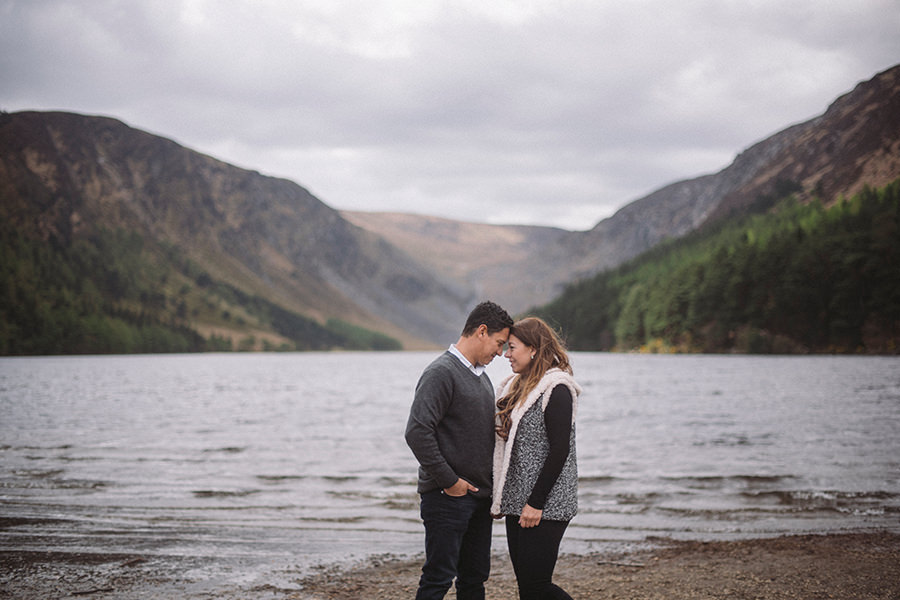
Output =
[{"x1": 2, "y1": 531, "x2": 898, "y2": 599}]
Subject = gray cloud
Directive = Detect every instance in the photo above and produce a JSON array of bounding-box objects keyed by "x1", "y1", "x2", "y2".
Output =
[{"x1": 2, "y1": 0, "x2": 898, "y2": 229}]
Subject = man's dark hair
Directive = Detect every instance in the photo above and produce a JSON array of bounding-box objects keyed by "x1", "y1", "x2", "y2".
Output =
[{"x1": 461, "y1": 301, "x2": 514, "y2": 336}]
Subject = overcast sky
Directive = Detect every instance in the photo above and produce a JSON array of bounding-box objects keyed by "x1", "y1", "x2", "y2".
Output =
[{"x1": 2, "y1": 1, "x2": 898, "y2": 230}]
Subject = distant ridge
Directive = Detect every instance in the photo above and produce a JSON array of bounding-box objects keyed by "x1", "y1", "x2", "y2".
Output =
[{"x1": 349, "y1": 64, "x2": 900, "y2": 314}]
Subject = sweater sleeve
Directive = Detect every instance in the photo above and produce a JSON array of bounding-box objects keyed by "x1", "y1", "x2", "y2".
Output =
[
  {"x1": 526, "y1": 384, "x2": 573, "y2": 510},
  {"x1": 404, "y1": 363, "x2": 459, "y2": 489}
]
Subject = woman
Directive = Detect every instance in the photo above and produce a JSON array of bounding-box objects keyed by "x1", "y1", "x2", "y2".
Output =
[{"x1": 492, "y1": 317, "x2": 582, "y2": 600}]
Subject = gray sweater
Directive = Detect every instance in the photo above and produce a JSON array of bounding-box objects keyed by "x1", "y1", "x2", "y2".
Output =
[{"x1": 405, "y1": 351, "x2": 496, "y2": 499}]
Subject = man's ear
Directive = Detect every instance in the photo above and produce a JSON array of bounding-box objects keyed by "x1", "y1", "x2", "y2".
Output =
[{"x1": 477, "y1": 324, "x2": 488, "y2": 337}]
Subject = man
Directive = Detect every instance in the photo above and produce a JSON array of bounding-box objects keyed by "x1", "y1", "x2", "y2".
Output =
[{"x1": 405, "y1": 301, "x2": 513, "y2": 600}]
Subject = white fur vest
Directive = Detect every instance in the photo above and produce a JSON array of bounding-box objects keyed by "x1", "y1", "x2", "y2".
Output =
[{"x1": 491, "y1": 368, "x2": 582, "y2": 520}]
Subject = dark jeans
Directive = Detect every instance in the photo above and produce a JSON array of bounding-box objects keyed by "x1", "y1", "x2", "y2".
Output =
[
  {"x1": 415, "y1": 489, "x2": 492, "y2": 600},
  {"x1": 505, "y1": 516, "x2": 573, "y2": 600}
]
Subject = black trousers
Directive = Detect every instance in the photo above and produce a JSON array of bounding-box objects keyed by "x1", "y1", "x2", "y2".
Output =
[
  {"x1": 505, "y1": 516, "x2": 573, "y2": 600},
  {"x1": 416, "y1": 490, "x2": 492, "y2": 600}
]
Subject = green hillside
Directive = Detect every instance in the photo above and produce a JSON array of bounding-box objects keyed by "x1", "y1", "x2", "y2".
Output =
[
  {"x1": 536, "y1": 180, "x2": 900, "y2": 354},
  {"x1": 0, "y1": 224, "x2": 401, "y2": 355}
]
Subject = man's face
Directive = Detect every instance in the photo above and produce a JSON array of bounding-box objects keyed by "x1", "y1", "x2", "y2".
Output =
[{"x1": 475, "y1": 326, "x2": 509, "y2": 366}]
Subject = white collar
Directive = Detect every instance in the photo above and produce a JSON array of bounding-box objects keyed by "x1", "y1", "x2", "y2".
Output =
[{"x1": 449, "y1": 344, "x2": 485, "y2": 376}]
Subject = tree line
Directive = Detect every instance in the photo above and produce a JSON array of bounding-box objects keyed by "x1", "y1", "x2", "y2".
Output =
[
  {"x1": 536, "y1": 179, "x2": 900, "y2": 354},
  {"x1": 0, "y1": 225, "x2": 401, "y2": 355}
]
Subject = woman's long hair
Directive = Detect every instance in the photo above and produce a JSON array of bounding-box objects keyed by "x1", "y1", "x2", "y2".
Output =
[{"x1": 495, "y1": 317, "x2": 571, "y2": 440}]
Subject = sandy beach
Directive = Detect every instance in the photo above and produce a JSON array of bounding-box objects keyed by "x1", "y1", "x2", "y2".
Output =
[{"x1": 3, "y1": 531, "x2": 898, "y2": 599}]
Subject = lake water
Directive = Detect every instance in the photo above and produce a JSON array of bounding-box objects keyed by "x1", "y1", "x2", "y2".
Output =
[{"x1": 1, "y1": 352, "x2": 899, "y2": 589}]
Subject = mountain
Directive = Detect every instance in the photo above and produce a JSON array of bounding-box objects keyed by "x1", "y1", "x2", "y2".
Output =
[
  {"x1": 2, "y1": 65, "x2": 898, "y2": 354},
  {"x1": 535, "y1": 179, "x2": 900, "y2": 354},
  {"x1": 348, "y1": 64, "x2": 900, "y2": 315},
  {"x1": 0, "y1": 111, "x2": 472, "y2": 352}
]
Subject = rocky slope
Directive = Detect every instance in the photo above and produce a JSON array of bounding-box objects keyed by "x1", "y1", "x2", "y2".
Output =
[{"x1": 0, "y1": 111, "x2": 471, "y2": 348}]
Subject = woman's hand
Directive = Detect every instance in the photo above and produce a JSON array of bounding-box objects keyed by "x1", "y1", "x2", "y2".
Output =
[{"x1": 518, "y1": 503, "x2": 543, "y2": 528}]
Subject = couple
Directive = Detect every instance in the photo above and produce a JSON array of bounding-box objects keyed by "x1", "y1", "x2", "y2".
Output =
[{"x1": 405, "y1": 301, "x2": 582, "y2": 600}]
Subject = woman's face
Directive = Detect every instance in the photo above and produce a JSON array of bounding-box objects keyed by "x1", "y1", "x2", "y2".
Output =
[{"x1": 505, "y1": 334, "x2": 534, "y2": 374}]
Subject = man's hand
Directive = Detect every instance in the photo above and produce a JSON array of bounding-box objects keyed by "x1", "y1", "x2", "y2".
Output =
[
  {"x1": 443, "y1": 478, "x2": 478, "y2": 497},
  {"x1": 518, "y1": 503, "x2": 543, "y2": 528}
]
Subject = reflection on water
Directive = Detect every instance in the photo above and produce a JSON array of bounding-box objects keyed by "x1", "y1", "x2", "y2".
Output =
[{"x1": 1, "y1": 352, "x2": 899, "y2": 583}]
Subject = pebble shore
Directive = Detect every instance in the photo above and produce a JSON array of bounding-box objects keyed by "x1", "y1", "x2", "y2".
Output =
[{"x1": 2, "y1": 531, "x2": 898, "y2": 598}]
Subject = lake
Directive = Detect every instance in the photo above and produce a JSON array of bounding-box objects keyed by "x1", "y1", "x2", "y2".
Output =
[{"x1": 1, "y1": 352, "x2": 898, "y2": 589}]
